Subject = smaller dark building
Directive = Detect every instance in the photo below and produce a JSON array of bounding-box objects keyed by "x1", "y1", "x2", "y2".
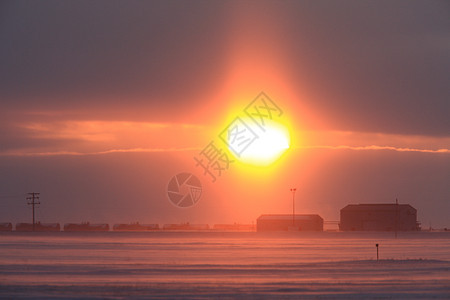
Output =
[
  {"x1": 0, "y1": 222, "x2": 13, "y2": 231},
  {"x1": 213, "y1": 223, "x2": 255, "y2": 231},
  {"x1": 113, "y1": 223, "x2": 159, "y2": 231},
  {"x1": 340, "y1": 204, "x2": 420, "y2": 231},
  {"x1": 64, "y1": 222, "x2": 109, "y2": 231},
  {"x1": 162, "y1": 223, "x2": 209, "y2": 230},
  {"x1": 257, "y1": 214, "x2": 323, "y2": 232},
  {"x1": 15, "y1": 222, "x2": 60, "y2": 232}
]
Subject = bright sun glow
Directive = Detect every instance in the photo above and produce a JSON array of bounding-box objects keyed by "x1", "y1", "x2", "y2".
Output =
[{"x1": 228, "y1": 117, "x2": 290, "y2": 166}]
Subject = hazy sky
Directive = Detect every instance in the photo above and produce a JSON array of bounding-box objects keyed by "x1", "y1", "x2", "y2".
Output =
[{"x1": 0, "y1": 1, "x2": 449, "y2": 228}]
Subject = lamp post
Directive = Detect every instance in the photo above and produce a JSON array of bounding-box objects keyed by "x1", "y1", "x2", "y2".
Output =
[{"x1": 290, "y1": 188, "x2": 296, "y2": 226}]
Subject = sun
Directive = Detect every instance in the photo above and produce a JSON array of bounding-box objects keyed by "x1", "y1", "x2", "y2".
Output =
[{"x1": 228, "y1": 117, "x2": 290, "y2": 166}]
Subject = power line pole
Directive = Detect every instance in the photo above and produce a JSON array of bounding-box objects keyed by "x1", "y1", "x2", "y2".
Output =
[{"x1": 27, "y1": 192, "x2": 40, "y2": 231}]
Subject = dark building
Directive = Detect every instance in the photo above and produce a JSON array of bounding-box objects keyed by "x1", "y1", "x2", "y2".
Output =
[
  {"x1": 257, "y1": 214, "x2": 323, "y2": 232},
  {"x1": 0, "y1": 222, "x2": 13, "y2": 231},
  {"x1": 15, "y1": 222, "x2": 60, "y2": 232},
  {"x1": 64, "y1": 222, "x2": 109, "y2": 231},
  {"x1": 113, "y1": 223, "x2": 159, "y2": 231},
  {"x1": 162, "y1": 223, "x2": 209, "y2": 230},
  {"x1": 340, "y1": 204, "x2": 420, "y2": 231},
  {"x1": 213, "y1": 223, "x2": 256, "y2": 231}
]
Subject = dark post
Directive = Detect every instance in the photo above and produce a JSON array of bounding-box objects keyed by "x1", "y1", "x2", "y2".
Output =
[
  {"x1": 27, "y1": 192, "x2": 40, "y2": 231},
  {"x1": 376, "y1": 243, "x2": 379, "y2": 261},
  {"x1": 395, "y1": 198, "x2": 398, "y2": 239},
  {"x1": 290, "y1": 188, "x2": 297, "y2": 226}
]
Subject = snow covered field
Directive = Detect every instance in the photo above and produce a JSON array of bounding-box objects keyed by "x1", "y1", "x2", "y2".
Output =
[{"x1": 0, "y1": 231, "x2": 449, "y2": 299}]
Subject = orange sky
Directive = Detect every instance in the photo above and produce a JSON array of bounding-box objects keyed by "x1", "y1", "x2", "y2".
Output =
[{"x1": 0, "y1": 1, "x2": 449, "y2": 228}]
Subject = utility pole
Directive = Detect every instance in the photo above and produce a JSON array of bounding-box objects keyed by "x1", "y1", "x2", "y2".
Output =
[
  {"x1": 27, "y1": 192, "x2": 40, "y2": 231},
  {"x1": 290, "y1": 188, "x2": 296, "y2": 226}
]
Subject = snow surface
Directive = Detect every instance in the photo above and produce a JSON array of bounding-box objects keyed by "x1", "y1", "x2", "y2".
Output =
[{"x1": 0, "y1": 231, "x2": 449, "y2": 299}]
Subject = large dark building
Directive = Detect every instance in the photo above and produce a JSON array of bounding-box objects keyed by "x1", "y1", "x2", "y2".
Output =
[
  {"x1": 257, "y1": 214, "x2": 323, "y2": 232},
  {"x1": 340, "y1": 204, "x2": 420, "y2": 231}
]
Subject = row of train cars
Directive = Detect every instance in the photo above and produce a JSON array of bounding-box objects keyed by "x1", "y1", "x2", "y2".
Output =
[{"x1": 0, "y1": 222, "x2": 255, "y2": 232}]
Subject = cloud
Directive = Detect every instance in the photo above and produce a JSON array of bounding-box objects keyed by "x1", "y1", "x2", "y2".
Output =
[
  {"x1": 0, "y1": 119, "x2": 210, "y2": 156},
  {"x1": 277, "y1": 1, "x2": 450, "y2": 135},
  {"x1": 0, "y1": 147, "x2": 201, "y2": 157},
  {"x1": 1, "y1": 116, "x2": 448, "y2": 157},
  {"x1": 296, "y1": 130, "x2": 450, "y2": 154},
  {"x1": 0, "y1": 1, "x2": 448, "y2": 136},
  {"x1": 0, "y1": 1, "x2": 229, "y2": 112},
  {"x1": 299, "y1": 145, "x2": 449, "y2": 154}
]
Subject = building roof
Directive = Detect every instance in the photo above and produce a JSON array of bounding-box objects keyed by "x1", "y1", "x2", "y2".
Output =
[
  {"x1": 257, "y1": 214, "x2": 323, "y2": 221},
  {"x1": 341, "y1": 204, "x2": 416, "y2": 212}
]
